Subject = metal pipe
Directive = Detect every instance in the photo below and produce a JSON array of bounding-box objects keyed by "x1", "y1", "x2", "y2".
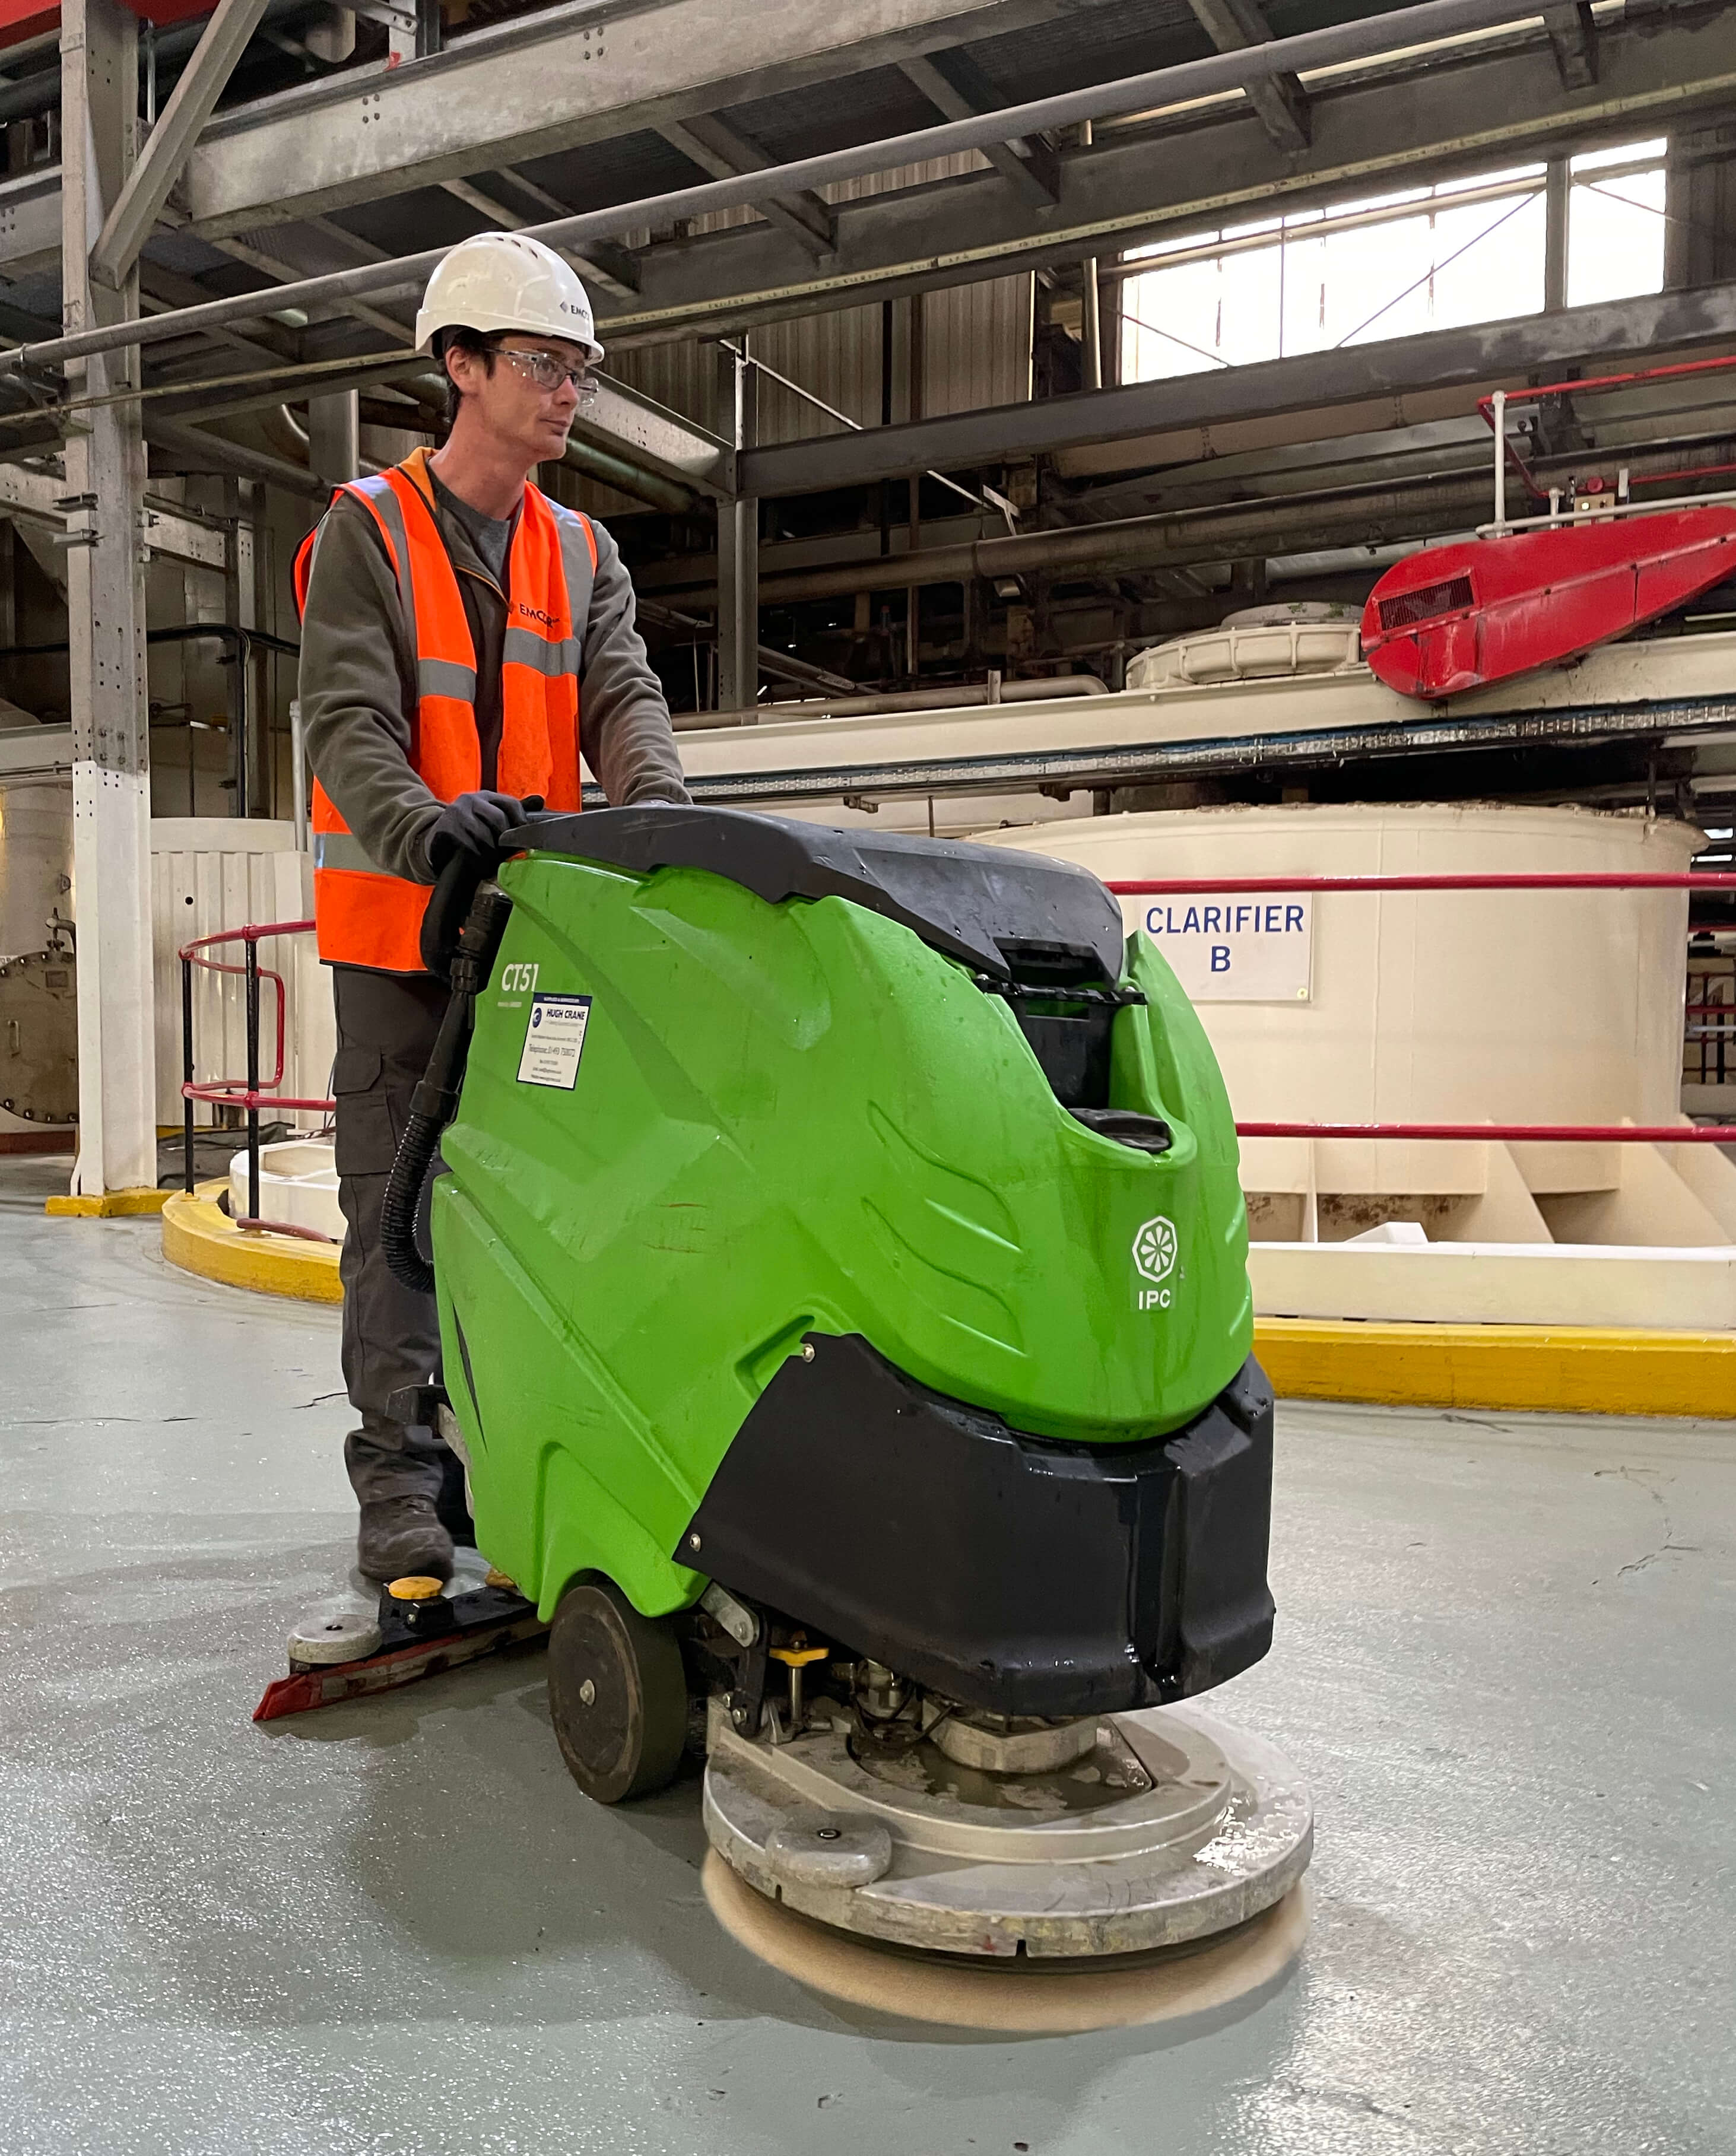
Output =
[
  {"x1": 0, "y1": 0, "x2": 308, "y2": 122},
  {"x1": 145, "y1": 417, "x2": 331, "y2": 500},
  {"x1": 362, "y1": 369, "x2": 699, "y2": 510},
  {"x1": 1109, "y1": 872, "x2": 1736, "y2": 893},
  {"x1": 1491, "y1": 388, "x2": 1507, "y2": 530},
  {"x1": 741, "y1": 437, "x2": 1736, "y2": 603},
  {"x1": 290, "y1": 697, "x2": 308, "y2": 853},
  {"x1": 1239, "y1": 1120, "x2": 1736, "y2": 1142},
  {"x1": 674, "y1": 674, "x2": 1112, "y2": 731},
  {"x1": 0, "y1": 623, "x2": 300, "y2": 659},
  {"x1": 182, "y1": 954, "x2": 195, "y2": 1195},
  {"x1": 560, "y1": 431, "x2": 695, "y2": 512},
  {"x1": 1080, "y1": 120, "x2": 1102, "y2": 393},
  {"x1": 0, "y1": 0, "x2": 1553, "y2": 377},
  {"x1": 245, "y1": 938, "x2": 261, "y2": 1225}
]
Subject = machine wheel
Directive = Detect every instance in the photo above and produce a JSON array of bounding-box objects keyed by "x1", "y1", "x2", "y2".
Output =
[{"x1": 547, "y1": 1578, "x2": 688, "y2": 1804}]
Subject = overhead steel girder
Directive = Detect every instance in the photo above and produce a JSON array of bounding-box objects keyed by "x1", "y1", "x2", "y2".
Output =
[
  {"x1": 1184, "y1": 0, "x2": 1309, "y2": 155},
  {"x1": 0, "y1": 0, "x2": 1703, "y2": 384},
  {"x1": 598, "y1": 2, "x2": 1736, "y2": 355},
  {"x1": 88, "y1": 0, "x2": 271, "y2": 290},
  {"x1": 179, "y1": 0, "x2": 1071, "y2": 238},
  {"x1": 741, "y1": 277, "x2": 1736, "y2": 497}
]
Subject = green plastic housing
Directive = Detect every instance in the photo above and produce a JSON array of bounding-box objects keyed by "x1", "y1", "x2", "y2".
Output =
[{"x1": 432, "y1": 850, "x2": 1253, "y2": 1622}]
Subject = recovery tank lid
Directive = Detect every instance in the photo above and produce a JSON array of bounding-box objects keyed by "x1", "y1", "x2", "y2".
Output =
[{"x1": 510, "y1": 805, "x2": 1126, "y2": 983}]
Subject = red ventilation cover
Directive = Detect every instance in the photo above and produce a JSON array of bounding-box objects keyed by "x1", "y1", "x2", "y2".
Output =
[
  {"x1": 1361, "y1": 509, "x2": 1736, "y2": 698},
  {"x1": 1375, "y1": 574, "x2": 1475, "y2": 634}
]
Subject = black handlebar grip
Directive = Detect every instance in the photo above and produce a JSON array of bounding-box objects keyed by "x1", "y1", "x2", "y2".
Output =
[{"x1": 418, "y1": 796, "x2": 546, "y2": 980}]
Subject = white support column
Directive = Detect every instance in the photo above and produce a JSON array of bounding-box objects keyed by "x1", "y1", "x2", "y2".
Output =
[
  {"x1": 1543, "y1": 157, "x2": 1569, "y2": 312},
  {"x1": 62, "y1": 0, "x2": 157, "y2": 1199},
  {"x1": 715, "y1": 342, "x2": 758, "y2": 714},
  {"x1": 230, "y1": 479, "x2": 259, "y2": 814}
]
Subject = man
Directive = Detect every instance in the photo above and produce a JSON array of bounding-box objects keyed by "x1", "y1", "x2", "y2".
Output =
[{"x1": 296, "y1": 230, "x2": 690, "y2": 1583}]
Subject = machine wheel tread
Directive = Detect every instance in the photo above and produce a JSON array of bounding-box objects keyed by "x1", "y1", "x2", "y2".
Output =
[{"x1": 547, "y1": 1576, "x2": 688, "y2": 1804}]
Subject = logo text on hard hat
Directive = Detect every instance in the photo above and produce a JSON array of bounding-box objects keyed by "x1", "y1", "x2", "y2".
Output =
[{"x1": 1132, "y1": 1215, "x2": 1179, "y2": 1311}]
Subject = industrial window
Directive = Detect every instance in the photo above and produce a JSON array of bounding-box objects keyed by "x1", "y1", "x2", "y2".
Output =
[
  {"x1": 1565, "y1": 139, "x2": 1668, "y2": 307},
  {"x1": 1119, "y1": 139, "x2": 1668, "y2": 383}
]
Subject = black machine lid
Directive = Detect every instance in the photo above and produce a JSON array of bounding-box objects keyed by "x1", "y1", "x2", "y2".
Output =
[{"x1": 507, "y1": 805, "x2": 1126, "y2": 983}]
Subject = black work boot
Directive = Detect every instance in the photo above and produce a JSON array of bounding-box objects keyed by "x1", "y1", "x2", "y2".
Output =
[{"x1": 357, "y1": 1495, "x2": 455, "y2": 1583}]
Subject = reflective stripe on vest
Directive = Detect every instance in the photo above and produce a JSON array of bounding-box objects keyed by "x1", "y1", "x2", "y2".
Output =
[
  {"x1": 293, "y1": 451, "x2": 594, "y2": 973},
  {"x1": 312, "y1": 831, "x2": 385, "y2": 875}
]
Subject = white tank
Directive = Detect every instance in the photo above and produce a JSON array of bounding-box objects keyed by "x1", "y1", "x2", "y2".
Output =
[
  {"x1": 0, "y1": 774, "x2": 75, "y2": 1142},
  {"x1": 0, "y1": 775, "x2": 72, "y2": 960},
  {"x1": 977, "y1": 802, "x2": 1713, "y2": 1245},
  {"x1": 1125, "y1": 603, "x2": 1361, "y2": 690}
]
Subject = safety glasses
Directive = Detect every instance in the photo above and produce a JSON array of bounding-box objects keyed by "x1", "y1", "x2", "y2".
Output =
[{"x1": 494, "y1": 345, "x2": 600, "y2": 401}]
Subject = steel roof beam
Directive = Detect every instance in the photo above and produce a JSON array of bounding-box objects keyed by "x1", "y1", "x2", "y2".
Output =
[
  {"x1": 183, "y1": 0, "x2": 1068, "y2": 237},
  {"x1": 590, "y1": 2, "x2": 1736, "y2": 351},
  {"x1": 0, "y1": 0, "x2": 1632, "y2": 383},
  {"x1": 1543, "y1": 2, "x2": 1597, "y2": 90},
  {"x1": 740, "y1": 276, "x2": 1736, "y2": 498},
  {"x1": 897, "y1": 49, "x2": 1059, "y2": 211},
  {"x1": 88, "y1": 0, "x2": 271, "y2": 290},
  {"x1": 486, "y1": 167, "x2": 642, "y2": 296},
  {"x1": 1184, "y1": 0, "x2": 1310, "y2": 154},
  {"x1": 657, "y1": 113, "x2": 837, "y2": 261}
]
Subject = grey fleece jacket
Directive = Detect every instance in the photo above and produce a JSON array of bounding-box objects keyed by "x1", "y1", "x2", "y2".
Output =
[{"x1": 299, "y1": 474, "x2": 690, "y2": 887}]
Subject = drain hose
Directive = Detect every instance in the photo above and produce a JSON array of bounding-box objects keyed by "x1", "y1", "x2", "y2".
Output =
[
  {"x1": 380, "y1": 987, "x2": 475, "y2": 1295},
  {"x1": 380, "y1": 832, "x2": 529, "y2": 1295}
]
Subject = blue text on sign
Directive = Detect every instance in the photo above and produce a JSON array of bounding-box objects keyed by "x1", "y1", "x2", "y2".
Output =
[{"x1": 1145, "y1": 903, "x2": 1306, "y2": 936}]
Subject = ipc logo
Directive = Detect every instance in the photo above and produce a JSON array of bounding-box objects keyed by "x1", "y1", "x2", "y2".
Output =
[
  {"x1": 1132, "y1": 1216, "x2": 1178, "y2": 1310},
  {"x1": 1132, "y1": 1215, "x2": 1178, "y2": 1283}
]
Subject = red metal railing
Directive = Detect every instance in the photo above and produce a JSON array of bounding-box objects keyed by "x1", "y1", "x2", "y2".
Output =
[
  {"x1": 1105, "y1": 868, "x2": 1736, "y2": 1145},
  {"x1": 179, "y1": 917, "x2": 335, "y2": 1230},
  {"x1": 1477, "y1": 354, "x2": 1736, "y2": 505}
]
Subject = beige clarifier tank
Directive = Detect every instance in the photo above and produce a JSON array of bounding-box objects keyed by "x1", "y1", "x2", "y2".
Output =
[
  {"x1": 978, "y1": 802, "x2": 1734, "y2": 1250},
  {"x1": 0, "y1": 772, "x2": 75, "y2": 1145}
]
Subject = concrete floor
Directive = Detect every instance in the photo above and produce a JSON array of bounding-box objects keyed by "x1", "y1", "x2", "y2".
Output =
[{"x1": 2, "y1": 1150, "x2": 1732, "y2": 2156}]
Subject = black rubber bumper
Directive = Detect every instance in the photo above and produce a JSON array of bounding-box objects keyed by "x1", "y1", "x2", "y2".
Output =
[{"x1": 678, "y1": 1333, "x2": 1276, "y2": 1720}]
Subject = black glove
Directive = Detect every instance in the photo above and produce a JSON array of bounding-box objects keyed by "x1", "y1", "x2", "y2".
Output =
[{"x1": 424, "y1": 790, "x2": 525, "y2": 874}]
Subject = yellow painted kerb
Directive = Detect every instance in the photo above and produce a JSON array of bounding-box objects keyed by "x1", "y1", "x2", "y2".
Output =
[
  {"x1": 1256, "y1": 1316, "x2": 1736, "y2": 1419},
  {"x1": 160, "y1": 1181, "x2": 342, "y2": 1305},
  {"x1": 150, "y1": 1186, "x2": 1732, "y2": 1414},
  {"x1": 46, "y1": 1187, "x2": 172, "y2": 1218}
]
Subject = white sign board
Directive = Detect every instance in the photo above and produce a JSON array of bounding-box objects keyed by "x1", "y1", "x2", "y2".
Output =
[
  {"x1": 517, "y1": 992, "x2": 593, "y2": 1088},
  {"x1": 1137, "y1": 894, "x2": 1313, "y2": 1002}
]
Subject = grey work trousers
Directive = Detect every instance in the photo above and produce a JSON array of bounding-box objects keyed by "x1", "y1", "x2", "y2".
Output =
[{"x1": 331, "y1": 963, "x2": 453, "y2": 1509}]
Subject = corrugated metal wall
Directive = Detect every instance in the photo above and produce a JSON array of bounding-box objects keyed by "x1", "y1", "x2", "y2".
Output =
[
  {"x1": 150, "y1": 820, "x2": 333, "y2": 1132},
  {"x1": 601, "y1": 154, "x2": 1033, "y2": 463}
]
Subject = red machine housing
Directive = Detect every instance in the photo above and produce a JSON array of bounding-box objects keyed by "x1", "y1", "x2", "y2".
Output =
[{"x1": 1360, "y1": 509, "x2": 1736, "y2": 699}]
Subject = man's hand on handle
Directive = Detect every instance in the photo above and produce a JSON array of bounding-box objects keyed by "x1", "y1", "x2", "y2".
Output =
[{"x1": 424, "y1": 791, "x2": 528, "y2": 874}]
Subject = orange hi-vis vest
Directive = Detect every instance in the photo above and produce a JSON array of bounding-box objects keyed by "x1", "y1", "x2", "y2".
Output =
[{"x1": 293, "y1": 447, "x2": 598, "y2": 974}]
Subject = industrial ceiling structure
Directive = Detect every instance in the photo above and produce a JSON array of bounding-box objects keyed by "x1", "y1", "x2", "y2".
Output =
[
  {"x1": 8, "y1": 1, "x2": 1736, "y2": 689},
  {"x1": 14, "y1": 0, "x2": 1736, "y2": 1193}
]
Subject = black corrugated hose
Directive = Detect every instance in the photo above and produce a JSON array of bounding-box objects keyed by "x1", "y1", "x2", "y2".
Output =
[
  {"x1": 379, "y1": 989, "x2": 475, "y2": 1294},
  {"x1": 380, "y1": 843, "x2": 519, "y2": 1295}
]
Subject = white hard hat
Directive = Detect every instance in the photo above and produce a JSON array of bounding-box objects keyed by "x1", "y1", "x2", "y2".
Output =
[{"x1": 415, "y1": 230, "x2": 604, "y2": 364}]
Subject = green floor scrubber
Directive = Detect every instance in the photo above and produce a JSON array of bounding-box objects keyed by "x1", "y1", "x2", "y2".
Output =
[{"x1": 361, "y1": 805, "x2": 1311, "y2": 1958}]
